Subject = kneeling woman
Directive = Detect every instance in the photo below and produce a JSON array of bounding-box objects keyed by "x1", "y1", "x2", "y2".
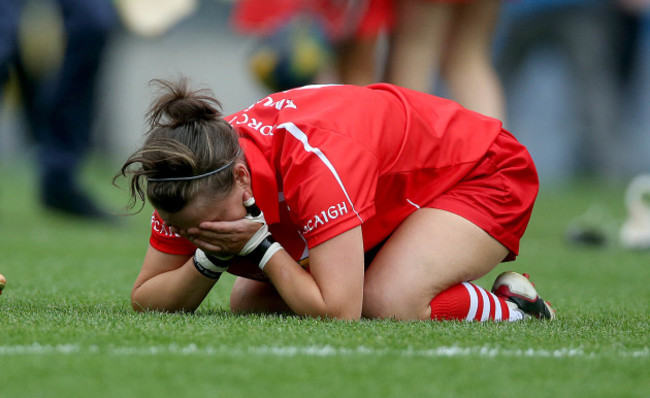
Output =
[{"x1": 117, "y1": 78, "x2": 555, "y2": 321}]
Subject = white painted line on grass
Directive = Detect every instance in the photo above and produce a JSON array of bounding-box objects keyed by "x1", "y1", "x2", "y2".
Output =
[{"x1": 0, "y1": 343, "x2": 647, "y2": 359}]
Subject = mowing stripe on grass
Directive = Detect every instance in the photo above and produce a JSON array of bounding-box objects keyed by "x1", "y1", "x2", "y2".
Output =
[{"x1": 1, "y1": 344, "x2": 647, "y2": 358}]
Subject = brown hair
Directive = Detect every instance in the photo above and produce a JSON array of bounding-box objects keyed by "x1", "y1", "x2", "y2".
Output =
[{"x1": 115, "y1": 77, "x2": 242, "y2": 213}]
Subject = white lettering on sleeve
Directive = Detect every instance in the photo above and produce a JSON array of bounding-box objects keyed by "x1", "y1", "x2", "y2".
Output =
[
  {"x1": 302, "y1": 201, "x2": 351, "y2": 233},
  {"x1": 151, "y1": 214, "x2": 181, "y2": 237}
]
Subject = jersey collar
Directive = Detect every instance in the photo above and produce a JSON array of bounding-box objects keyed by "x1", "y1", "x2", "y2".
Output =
[{"x1": 240, "y1": 137, "x2": 280, "y2": 225}]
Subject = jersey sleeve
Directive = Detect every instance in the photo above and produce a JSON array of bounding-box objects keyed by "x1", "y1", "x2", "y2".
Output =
[
  {"x1": 278, "y1": 123, "x2": 378, "y2": 248},
  {"x1": 149, "y1": 211, "x2": 196, "y2": 255}
]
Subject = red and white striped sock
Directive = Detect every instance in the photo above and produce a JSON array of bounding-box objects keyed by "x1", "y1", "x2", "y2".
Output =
[{"x1": 430, "y1": 282, "x2": 523, "y2": 322}]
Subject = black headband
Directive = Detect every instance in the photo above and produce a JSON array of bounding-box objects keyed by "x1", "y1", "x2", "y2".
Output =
[{"x1": 146, "y1": 160, "x2": 234, "y2": 182}]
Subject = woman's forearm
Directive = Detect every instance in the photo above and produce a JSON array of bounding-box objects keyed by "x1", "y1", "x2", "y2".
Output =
[
  {"x1": 263, "y1": 250, "x2": 363, "y2": 320},
  {"x1": 131, "y1": 258, "x2": 218, "y2": 312}
]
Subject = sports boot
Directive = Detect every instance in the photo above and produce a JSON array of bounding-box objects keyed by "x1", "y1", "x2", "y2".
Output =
[{"x1": 491, "y1": 271, "x2": 556, "y2": 320}]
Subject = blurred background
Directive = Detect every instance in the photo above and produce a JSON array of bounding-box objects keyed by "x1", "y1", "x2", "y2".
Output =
[{"x1": 1, "y1": 0, "x2": 649, "y2": 212}]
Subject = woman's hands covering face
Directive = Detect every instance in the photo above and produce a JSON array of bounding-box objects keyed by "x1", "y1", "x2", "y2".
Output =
[{"x1": 175, "y1": 191, "x2": 265, "y2": 258}]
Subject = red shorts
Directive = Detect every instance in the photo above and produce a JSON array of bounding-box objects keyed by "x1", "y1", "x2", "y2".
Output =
[{"x1": 428, "y1": 130, "x2": 539, "y2": 261}]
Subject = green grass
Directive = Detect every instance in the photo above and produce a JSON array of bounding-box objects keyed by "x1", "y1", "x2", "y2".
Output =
[{"x1": 0, "y1": 160, "x2": 648, "y2": 398}]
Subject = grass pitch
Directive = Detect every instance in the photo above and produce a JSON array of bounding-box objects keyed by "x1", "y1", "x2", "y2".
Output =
[{"x1": 0, "y1": 160, "x2": 648, "y2": 398}]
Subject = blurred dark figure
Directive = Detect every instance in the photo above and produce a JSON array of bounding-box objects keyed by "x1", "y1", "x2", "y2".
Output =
[
  {"x1": 0, "y1": 0, "x2": 116, "y2": 218},
  {"x1": 497, "y1": 0, "x2": 644, "y2": 179}
]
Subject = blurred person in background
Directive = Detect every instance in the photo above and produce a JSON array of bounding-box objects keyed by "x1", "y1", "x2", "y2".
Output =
[
  {"x1": 496, "y1": 0, "x2": 649, "y2": 179},
  {"x1": 0, "y1": 0, "x2": 116, "y2": 218},
  {"x1": 385, "y1": 0, "x2": 505, "y2": 120},
  {"x1": 231, "y1": 0, "x2": 392, "y2": 90}
]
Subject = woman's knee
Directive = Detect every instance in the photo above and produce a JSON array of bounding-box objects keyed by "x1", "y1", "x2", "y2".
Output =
[
  {"x1": 362, "y1": 275, "x2": 433, "y2": 320},
  {"x1": 361, "y1": 277, "x2": 391, "y2": 318},
  {"x1": 230, "y1": 278, "x2": 290, "y2": 314},
  {"x1": 229, "y1": 278, "x2": 263, "y2": 313}
]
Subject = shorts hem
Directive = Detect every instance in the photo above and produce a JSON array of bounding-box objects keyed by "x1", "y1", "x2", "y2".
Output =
[{"x1": 429, "y1": 196, "x2": 521, "y2": 262}]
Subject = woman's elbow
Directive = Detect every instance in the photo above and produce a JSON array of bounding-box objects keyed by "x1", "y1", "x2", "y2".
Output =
[
  {"x1": 131, "y1": 299, "x2": 146, "y2": 312},
  {"x1": 130, "y1": 288, "x2": 197, "y2": 313},
  {"x1": 130, "y1": 288, "x2": 147, "y2": 312},
  {"x1": 129, "y1": 287, "x2": 161, "y2": 313}
]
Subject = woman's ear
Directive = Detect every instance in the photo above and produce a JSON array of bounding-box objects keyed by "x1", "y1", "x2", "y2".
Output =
[{"x1": 233, "y1": 162, "x2": 252, "y2": 193}]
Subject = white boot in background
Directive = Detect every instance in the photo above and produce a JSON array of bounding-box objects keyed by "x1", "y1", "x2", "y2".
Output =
[
  {"x1": 116, "y1": 0, "x2": 198, "y2": 38},
  {"x1": 620, "y1": 174, "x2": 650, "y2": 250}
]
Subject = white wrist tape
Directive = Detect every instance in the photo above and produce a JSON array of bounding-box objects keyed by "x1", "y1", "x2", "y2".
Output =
[
  {"x1": 239, "y1": 196, "x2": 270, "y2": 256},
  {"x1": 243, "y1": 197, "x2": 265, "y2": 223},
  {"x1": 258, "y1": 241, "x2": 284, "y2": 270},
  {"x1": 194, "y1": 249, "x2": 230, "y2": 273},
  {"x1": 239, "y1": 196, "x2": 284, "y2": 269},
  {"x1": 239, "y1": 223, "x2": 271, "y2": 256}
]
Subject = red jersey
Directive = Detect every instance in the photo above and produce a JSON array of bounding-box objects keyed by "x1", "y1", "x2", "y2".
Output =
[{"x1": 150, "y1": 83, "x2": 503, "y2": 262}]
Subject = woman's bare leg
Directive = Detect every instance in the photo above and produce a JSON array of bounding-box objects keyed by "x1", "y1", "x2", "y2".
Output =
[
  {"x1": 441, "y1": 0, "x2": 505, "y2": 120},
  {"x1": 384, "y1": 0, "x2": 453, "y2": 92},
  {"x1": 337, "y1": 37, "x2": 379, "y2": 86},
  {"x1": 363, "y1": 208, "x2": 508, "y2": 320},
  {"x1": 230, "y1": 277, "x2": 292, "y2": 314}
]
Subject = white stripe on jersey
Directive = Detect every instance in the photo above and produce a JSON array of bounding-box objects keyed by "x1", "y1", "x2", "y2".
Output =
[
  {"x1": 287, "y1": 84, "x2": 343, "y2": 92},
  {"x1": 277, "y1": 122, "x2": 363, "y2": 223},
  {"x1": 406, "y1": 199, "x2": 421, "y2": 209}
]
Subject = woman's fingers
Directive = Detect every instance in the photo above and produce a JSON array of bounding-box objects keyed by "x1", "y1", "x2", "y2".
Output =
[
  {"x1": 191, "y1": 238, "x2": 226, "y2": 255},
  {"x1": 193, "y1": 219, "x2": 252, "y2": 237},
  {"x1": 188, "y1": 219, "x2": 261, "y2": 255}
]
